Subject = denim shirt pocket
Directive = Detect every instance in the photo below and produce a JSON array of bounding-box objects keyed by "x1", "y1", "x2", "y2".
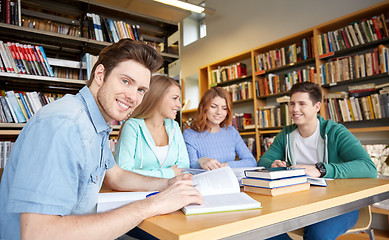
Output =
[{"x1": 74, "y1": 162, "x2": 106, "y2": 214}]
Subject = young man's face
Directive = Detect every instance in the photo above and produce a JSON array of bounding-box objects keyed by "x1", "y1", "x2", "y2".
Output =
[
  {"x1": 158, "y1": 85, "x2": 182, "y2": 119},
  {"x1": 289, "y1": 92, "x2": 320, "y2": 128},
  {"x1": 206, "y1": 96, "x2": 228, "y2": 128},
  {"x1": 96, "y1": 60, "x2": 151, "y2": 122}
]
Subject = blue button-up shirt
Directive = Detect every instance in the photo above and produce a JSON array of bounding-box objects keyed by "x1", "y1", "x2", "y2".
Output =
[{"x1": 0, "y1": 86, "x2": 115, "y2": 240}]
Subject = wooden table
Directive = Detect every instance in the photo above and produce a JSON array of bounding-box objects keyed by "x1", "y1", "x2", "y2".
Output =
[{"x1": 137, "y1": 178, "x2": 389, "y2": 240}]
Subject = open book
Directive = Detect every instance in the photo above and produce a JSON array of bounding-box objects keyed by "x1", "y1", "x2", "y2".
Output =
[{"x1": 182, "y1": 167, "x2": 262, "y2": 215}]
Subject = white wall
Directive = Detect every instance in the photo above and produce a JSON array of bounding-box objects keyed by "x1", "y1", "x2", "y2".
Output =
[{"x1": 180, "y1": 0, "x2": 385, "y2": 79}]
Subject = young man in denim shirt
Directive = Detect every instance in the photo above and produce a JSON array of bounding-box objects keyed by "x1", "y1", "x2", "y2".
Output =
[{"x1": 0, "y1": 39, "x2": 202, "y2": 240}]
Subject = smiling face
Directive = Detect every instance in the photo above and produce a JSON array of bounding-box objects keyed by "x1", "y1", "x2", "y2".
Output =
[
  {"x1": 94, "y1": 60, "x2": 151, "y2": 122},
  {"x1": 289, "y1": 92, "x2": 321, "y2": 128},
  {"x1": 206, "y1": 96, "x2": 228, "y2": 129},
  {"x1": 158, "y1": 85, "x2": 182, "y2": 119}
]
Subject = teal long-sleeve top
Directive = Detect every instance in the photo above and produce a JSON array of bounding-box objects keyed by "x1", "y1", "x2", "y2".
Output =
[{"x1": 114, "y1": 118, "x2": 189, "y2": 178}]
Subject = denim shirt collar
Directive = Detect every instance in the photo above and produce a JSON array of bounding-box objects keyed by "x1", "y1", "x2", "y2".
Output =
[{"x1": 78, "y1": 86, "x2": 111, "y2": 134}]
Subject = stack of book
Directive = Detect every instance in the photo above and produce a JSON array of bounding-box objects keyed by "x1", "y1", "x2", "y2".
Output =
[{"x1": 242, "y1": 167, "x2": 310, "y2": 196}]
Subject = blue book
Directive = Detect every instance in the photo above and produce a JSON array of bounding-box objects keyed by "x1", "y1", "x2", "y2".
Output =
[
  {"x1": 244, "y1": 167, "x2": 306, "y2": 180},
  {"x1": 242, "y1": 175, "x2": 308, "y2": 188},
  {"x1": 5, "y1": 91, "x2": 26, "y2": 123},
  {"x1": 37, "y1": 46, "x2": 54, "y2": 77},
  {"x1": 18, "y1": 93, "x2": 32, "y2": 119}
]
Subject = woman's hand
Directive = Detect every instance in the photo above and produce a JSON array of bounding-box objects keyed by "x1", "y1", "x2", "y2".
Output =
[{"x1": 198, "y1": 157, "x2": 224, "y2": 170}]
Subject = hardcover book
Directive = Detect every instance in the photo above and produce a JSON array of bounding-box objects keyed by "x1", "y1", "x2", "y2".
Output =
[
  {"x1": 244, "y1": 167, "x2": 306, "y2": 180},
  {"x1": 242, "y1": 175, "x2": 308, "y2": 189},
  {"x1": 244, "y1": 182, "x2": 310, "y2": 196}
]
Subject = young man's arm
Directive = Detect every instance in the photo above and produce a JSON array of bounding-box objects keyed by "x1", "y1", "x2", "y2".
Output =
[{"x1": 21, "y1": 169, "x2": 202, "y2": 240}]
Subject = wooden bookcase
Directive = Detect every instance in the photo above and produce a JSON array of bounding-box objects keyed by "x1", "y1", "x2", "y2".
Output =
[
  {"x1": 185, "y1": 1, "x2": 389, "y2": 160},
  {"x1": 0, "y1": 0, "x2": 180, "y2": 171}
]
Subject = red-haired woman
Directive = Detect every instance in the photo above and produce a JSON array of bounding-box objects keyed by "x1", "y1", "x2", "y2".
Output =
[{"x1": 183, "y1": 87, "x2": 256, "y2": 170}]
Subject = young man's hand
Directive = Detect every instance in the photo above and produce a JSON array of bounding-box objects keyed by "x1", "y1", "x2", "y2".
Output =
[
  {"x1": 271, "y1": 160, "x2": 287, "y2": 168},
  {"x1": 293, "y1": 164, "x2": 321, "y2": 177},
  {"x1": 146, "y1": 174, "x2": 203, "y2": 215}
]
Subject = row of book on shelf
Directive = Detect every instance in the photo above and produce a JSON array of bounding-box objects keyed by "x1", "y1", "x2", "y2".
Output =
[
  {"x1": 0, "y1": 90, "x2": 63, "y2": 123},
  {"x1": 0, "y1": 0, "x2": 21, "y2": 26},
  {"x1": 317, "y1": 13, "x2": 388, "y2": 57},
  {"x1": 222, "y1": 81, "x2": 253, "y2": 102},
  {"x1": 0, "y1": 141, "x2": 13, "y2": 168},
  {"x1": 232, "y1": 113, "x2": 253, "y2": 131},
  {"x1": 209, "y1": 62, "x2": 248, "y2": 86},
  {"x1": 254, "y1": 37, "x2": 314, "y2": 73},
  {"x1": 0, "y1": 40, "x2": 54, "y2": 76},
  {"x1": 84, "y1": 13, "x2": 143, "y2": 43},
  {"x1": 257, "y1": 95, "x2": 291, "y2": 129},
  {"x1": 324, "y1": 84, "x2": 389, "y2": 123},
  {"x1": 319, "y1": 45, "x2": 389, "y2": 85},
  {"x1": 256, "y1": 66, "x2": 316, "y2": 97}
]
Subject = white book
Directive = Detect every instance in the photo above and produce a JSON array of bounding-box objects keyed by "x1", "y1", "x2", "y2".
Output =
[
  {"x1": 30, "y1": 92, "x2": 43, "y2": 112},
  {"x1": 4, "y1": 96, "x2": 18, "y2": 123},
  {"x1": 97, "y1": 192, "x2": 154, "y2": 213},
  {"x1": 183, "y1": 167, "x2": 261, "y2": 215},
  {"x1": 97, "y1": 167, "x2": 262, "y2": 216}
]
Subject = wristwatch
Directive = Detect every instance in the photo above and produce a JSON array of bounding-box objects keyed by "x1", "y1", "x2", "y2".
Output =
[{"x1": 315, "y1": 162, "x2": 326, "y2": 178}]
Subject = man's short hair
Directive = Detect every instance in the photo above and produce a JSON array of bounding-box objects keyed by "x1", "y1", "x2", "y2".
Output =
[
  {"x1": 289, "y1": 82, "x2": 322, "y2": 104},
  {"x1": 86, "y1": 39, "x2": 163, "y2": 86}
]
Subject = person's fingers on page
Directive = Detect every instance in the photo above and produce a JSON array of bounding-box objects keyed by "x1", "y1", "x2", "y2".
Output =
[
  {"x1": 167, "y1": 173, "x2": 193, "y2": 187},
  {"x1": 271, "y1": 160, "x2": 286, "y2": 168},
  {"x1": 147, "y1": 182, "x2": 203, "y2": 215}
]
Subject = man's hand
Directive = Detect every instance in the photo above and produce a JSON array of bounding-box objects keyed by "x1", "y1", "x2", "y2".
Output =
[
  {"x1": 170, "y1": 165, "x2": 184, "y2": 176},
  {"x1": 293, "y1": 164, "x2": 321, "y2": 177},
  {"x1": 271, "y1": 160, "x2": 287, "y2": 168},
  {"x1": 146, "y1": 174, "x2": 203, "y2": 215},
  {"x1": 198, "y1": 157, "x2": 223, "y2": 170}
]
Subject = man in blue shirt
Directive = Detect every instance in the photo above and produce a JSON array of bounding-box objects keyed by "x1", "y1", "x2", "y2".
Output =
[{"x1": 0, "y1": 39, "x2": 202, "y2": 240}]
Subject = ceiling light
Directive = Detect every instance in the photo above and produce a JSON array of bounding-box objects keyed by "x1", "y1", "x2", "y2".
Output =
[{"x1": 153, "y1": 0, "x2": 205, "y2": 13}]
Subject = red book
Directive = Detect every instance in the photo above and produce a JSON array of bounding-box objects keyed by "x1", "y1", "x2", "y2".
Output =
[
  {"x1": 15, "y1": 43, "x2": 31, "y2": 75},
  {"x1": 340, "y1": 29, "x2": 350, "y2": 49},
  {"x1": 371, "y1": 17, "x2": 382, "y2": 40}
]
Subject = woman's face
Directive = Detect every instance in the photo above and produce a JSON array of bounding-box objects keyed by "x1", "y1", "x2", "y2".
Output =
[
  {"x1": 158, "y1": 85, "x2": 182, "y2": 119},
  {"x1": 206, "y1": 96, "x2": 228, "y2": 127}
]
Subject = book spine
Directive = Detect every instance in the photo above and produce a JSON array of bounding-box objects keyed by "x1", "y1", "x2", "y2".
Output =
[
  {"x1": 36, "y1": 46, "x2": 54, "y2": 77},
  {"x1": 0, "y1": 97, "x2": 13, "y2": 122},
  {"x1": 5, "y1": 91, "x2": 25, "y2": 122},
  {"x1": 4, "y1": 96, "x2": 18, "y2": 123}
]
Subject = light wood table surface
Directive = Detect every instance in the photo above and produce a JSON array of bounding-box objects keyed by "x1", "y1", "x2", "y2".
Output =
[{"x1": 136, "y1": 178, "x2": 389, "y2": 240}]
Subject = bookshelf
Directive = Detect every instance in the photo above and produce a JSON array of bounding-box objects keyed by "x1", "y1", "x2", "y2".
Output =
[
  {"x1": 192, "y1": 1, "x2": 389, "y2": 160},
  {"x1": 0, "y1": 0, "x2": 180, "y2": 169}
]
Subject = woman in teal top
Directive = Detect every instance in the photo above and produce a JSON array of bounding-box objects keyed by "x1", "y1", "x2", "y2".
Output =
[{"x1": 114, "y1": 75, "x2": 189, "y2": 178}]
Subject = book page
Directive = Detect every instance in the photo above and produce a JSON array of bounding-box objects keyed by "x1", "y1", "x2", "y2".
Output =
[
  {"x1": 183, "y1": 192, "x2": 261, "y2": 215},
  {"x1": 193, "y1": 167, "x2": 240, "y2": 196},
  {"x1": 97, "y1": 191, "x2": 153, "y2": 213}
]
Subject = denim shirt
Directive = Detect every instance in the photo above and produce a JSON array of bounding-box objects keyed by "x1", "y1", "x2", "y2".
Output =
[{"x1": 0, "y1": 86, "x2": 115, "y2": 240}]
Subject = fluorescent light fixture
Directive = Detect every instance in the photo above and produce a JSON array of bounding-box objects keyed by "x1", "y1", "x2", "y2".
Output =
[{"x1": 153, "y1": 0, "x2": 205, "y2": 13}]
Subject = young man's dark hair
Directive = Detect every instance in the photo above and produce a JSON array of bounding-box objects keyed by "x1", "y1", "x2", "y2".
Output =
[
  {"x1": 289, "y1": 82, "x2": 322, "y2": 104},
  {"x1": 86, "y1": 39, "x2": 163, "y2": 86}
]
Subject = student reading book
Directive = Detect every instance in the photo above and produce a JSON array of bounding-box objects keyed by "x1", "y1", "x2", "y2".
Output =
[
  {"x1": 183, "y1": 87, "x2": 257, "y2": 170},
  {"x1": 260, "y1": 82, "x2": 377, "y2": 240},
  {"x1": 183, "y1": 166, "x2": 261, "y2": 215},
  {"x1": 97, "y1": 167, "x2": 261, "y2": 215}
]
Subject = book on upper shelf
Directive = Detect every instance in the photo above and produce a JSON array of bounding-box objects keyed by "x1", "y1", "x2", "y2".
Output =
[
  {"x1": 244, "y1": 167, "x2": 306, "y2": 180},
  {"x1": 182, "y1": 167, "x2": 261, "y2": 215},
  {"x1": 244, "y1": 182, "x2": 310, "y2": 196}
]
